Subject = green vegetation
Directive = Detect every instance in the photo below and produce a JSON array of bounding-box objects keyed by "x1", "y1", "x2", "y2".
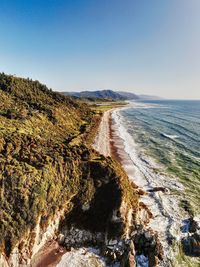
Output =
[
  {"x1": 90, "y1": 101, "x2": 127, "y2": 113},
  {"x1": 0, "y1": 73, "x2": 138, "y2": 257}
]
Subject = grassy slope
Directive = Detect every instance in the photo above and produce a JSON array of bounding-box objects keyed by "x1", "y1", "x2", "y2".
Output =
[{"x1": 0, "y1": 73, "x2": 138, "y2": 257}]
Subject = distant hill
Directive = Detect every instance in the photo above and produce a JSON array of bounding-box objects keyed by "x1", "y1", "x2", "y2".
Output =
[
  {"x1": 116, "y1": 91, "x2": 139, "y2": 100},
  {"x1": 62, "y1": 89, "x2": 161, "y2": 101},
  {"x1": 63, "y1": 89, "x2": 126, "y2": 100}
]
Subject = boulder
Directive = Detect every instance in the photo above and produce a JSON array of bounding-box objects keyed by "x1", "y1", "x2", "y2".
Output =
[
  {"x1": 108, "y1": 239, "x2": 118, "y2": 246},
  {"x1": 189, "y1": 217, "x2": 199, "y2": 233}
]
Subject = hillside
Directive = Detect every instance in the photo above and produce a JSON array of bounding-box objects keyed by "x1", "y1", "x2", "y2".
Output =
[
  {"x1": 62, "y1": 89, "x2": 162, "y2": 101},
  {"x1": 0, "y1": 73, "x2": 140, "y2": 266},
  {"x1": 116, "y1": 91, "x2": 139, "y2": 100},
  {"x1": 62, "y1": 89, "x2": 127, "y2": 100}
]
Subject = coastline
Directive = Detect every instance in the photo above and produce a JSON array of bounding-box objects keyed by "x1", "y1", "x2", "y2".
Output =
[
  {"x1": 93, "y1": 104, "x2": 180, "y2": 265},
  {"x1": 96, "y1": 104, "x2": 200, "y2": 267},
  {"x1": 32, "y1": 102, "x2": 199, "y2": 267}
]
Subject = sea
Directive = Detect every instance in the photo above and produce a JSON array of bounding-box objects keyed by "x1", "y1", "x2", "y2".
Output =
[{"x1": 112, "y1": 100, "x2": 200, "y2": 265}]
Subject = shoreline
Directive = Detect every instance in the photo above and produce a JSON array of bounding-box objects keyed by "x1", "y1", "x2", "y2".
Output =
[
  {"x1": 93, "y1": 104, "x2": 190, "y2": 266},
  {"x1": 98, "y1": 104, "x2": 200, "y2": 267},
  {"x1": 32, "y1": 103, "x2": 199, "y2": 267}
]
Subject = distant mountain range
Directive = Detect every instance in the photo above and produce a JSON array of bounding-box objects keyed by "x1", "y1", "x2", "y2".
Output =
[{"x1": 62, "y1": 89, "x2": 162, "y2": 101}]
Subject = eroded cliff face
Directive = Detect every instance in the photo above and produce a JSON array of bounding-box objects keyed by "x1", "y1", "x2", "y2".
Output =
[
  {"x1": 0, "y1": 210, "x2": 65, "y2": 266},
  {"x1": 0, "y1": 151, "x2": 140, "y2": 267}
]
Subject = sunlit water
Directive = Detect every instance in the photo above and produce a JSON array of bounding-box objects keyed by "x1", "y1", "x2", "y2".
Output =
[
  {"x1": 117, "y1": 100, "x2": 200, "y2": 214},
  {"x1": 112, "y1": 100, "x2": 200, "y2": 266}
]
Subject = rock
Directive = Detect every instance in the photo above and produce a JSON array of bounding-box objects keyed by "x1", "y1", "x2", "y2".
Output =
[
  {"x1": 144, "y1": 231, "x2": 152, "y2": 240},
  {"x1": 135, "y1": 224, "x2": 144, "y2": 231},
  {"x1": 57, "y1": 234, "x2": 65, "y2": 245},
  {"x1": 149, "y1": 254, "x2": 158, "y2": 267},
  {"x1": 129, "y1": 240, "x2": 135, "y2": 255},
  {"x1": 107, "y1": 245, "x2": 115, "y2": 250},
  {"x1": 148, "y1": 187, "x2": 169, "y2": 193},
  {"x1": 189, "y1": 217, "x2": 199, "y2": 233},
  {"x1": 134, "y1": 234, "x2": 140, "y2": 245},
  {"x1": 108, "y1": 239, "x2": 118, "y2": 246},
  {"x1": 137, "y1": 188, "x2": 146, "y2": 195},
  {"x1": 191, "y1": 233, "x2": 200, "y2": 256},
  {"x1": 183, "y1": 233, "x2": 200, "y2": 256},
  {"x1": 137, "y1": 204, "x2": 152, "y2": 226},
  {"x1": 118, "y1": 241, "x2": 124, "y2": 247},
  {"x1": 113, "y1": 252, "x2": 117, "y2": 260}
]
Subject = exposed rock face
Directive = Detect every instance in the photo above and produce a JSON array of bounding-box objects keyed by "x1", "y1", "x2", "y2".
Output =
[
  {"x1": 0, "y1": 210, "x2": 65, "y2": 267},
  {"x1": 136, "y1": 202, "x2": 153, "y2": 226},
  {"x1": 56, "y1": 247, "x2": 105, "y2": 267},
  {"x1": 0, "y1": 255, "x2": 9, "y2": 267},
  {"x1": 132, "y1": 226, "x2": 163, "y2": 267},
  {"x1": 59, "y1": 227, "x2": 104, "y2": 248},
  {"x1": 182, "y1": 233, "x2": 200, "y2": 256},
  {"x1": 182, "y1": 217, "x2": 200, "y2": 257},
  {"x1": 0, "y1": 153, "x2": 140, "y2": 267},
  {"x1": 188, "y1": 217, "x2": 199, "y2": 233}
]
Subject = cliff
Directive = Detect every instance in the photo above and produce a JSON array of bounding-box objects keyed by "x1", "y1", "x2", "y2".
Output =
[{"x1": 0, "y1": 73, "x2": 141, "y2": 266}]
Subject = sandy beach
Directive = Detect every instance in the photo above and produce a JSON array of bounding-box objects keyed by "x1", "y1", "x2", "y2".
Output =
[
  {"x1": 92, "y1": 109, "x2": 114, "y2": 157},
  {"x1": 92, "y1": 105, "x2": 131, "y2": 163}
]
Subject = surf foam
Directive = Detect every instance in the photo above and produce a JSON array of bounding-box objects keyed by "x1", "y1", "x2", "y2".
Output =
[{"x1": 111, "y1": 107, "x2": 188, "y2": 266}]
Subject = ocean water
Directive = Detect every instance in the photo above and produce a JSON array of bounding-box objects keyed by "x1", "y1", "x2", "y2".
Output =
[
  {"x1": 115, "y1": 100, "x2": 200, "y2": 213},
  {"x1": 112, "y1": 100, "x2": 200, "y2": 264}
]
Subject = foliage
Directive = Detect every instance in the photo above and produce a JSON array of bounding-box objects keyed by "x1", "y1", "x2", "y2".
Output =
[{"x1": 0, "y1": 73, "x2": 138, "y2": 256}]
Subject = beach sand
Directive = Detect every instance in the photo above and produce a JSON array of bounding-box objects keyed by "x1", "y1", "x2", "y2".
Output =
[
  {"x1": 93, "y1": 106, "x2": 130, "y2": 165},
  {"x1": 31, "y1": 240, "x2": 66, "y2": 267},
  {"x1": 93, "y1": 109, "x2": 113, "y2": 157}
]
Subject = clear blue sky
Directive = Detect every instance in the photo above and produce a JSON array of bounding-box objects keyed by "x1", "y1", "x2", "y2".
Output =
[{"x1": 0, "y1": 0, "x2": 200, "y2": 99}]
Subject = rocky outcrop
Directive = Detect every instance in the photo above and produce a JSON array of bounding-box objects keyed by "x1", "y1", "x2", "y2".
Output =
[
  {"x1": 182, "y1": 217, "x2": 200, "y2": 256},
  {"x1": 0, "y1": 154, "x2": 141, "y2": 266},
  {"x1": 0, "y1": 210, "x2": 65, "y2": 267},
  {"x1": 133, "y1": 226, "x2": 163, "y2": 266},
  {"x1": 58, "y1": 227, "x2": 104, "y2": 249},
  {"x1": 136, "y1": 202, "x2": 153, "y2": 226}
]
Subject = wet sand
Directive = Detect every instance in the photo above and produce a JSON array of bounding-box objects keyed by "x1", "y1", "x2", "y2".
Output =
[
  {"x1": 31, "y1": 240, "x2": 66, "y2": 267},
  {"x1": 93, "y1": 106, "x2": 132, "y2": 166}
]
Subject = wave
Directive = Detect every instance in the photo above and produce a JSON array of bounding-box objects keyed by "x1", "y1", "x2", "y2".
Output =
[
  {"x1": 123, "y1": 106, "x2": 200, "y2": 140},
  {"x1": 121, "y1": 110, "x2": 200, "y2": 156},
  {"x1": 165, "y1": 113, "x2": 200, "y2": 125},
  {"x1": 111, "y1": 108, "x2": 188, "y2": 264},
  {"x1": 128, "y1": 101, "x2": 164, "y2": 109},
  {"x1": 160, "y1": 133, "x2": 179, "y2": 140}
]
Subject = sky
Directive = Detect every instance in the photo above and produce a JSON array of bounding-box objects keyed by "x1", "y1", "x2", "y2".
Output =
[{"x1": 0, "y1": 0, "x2": 200, "y2": 99}]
